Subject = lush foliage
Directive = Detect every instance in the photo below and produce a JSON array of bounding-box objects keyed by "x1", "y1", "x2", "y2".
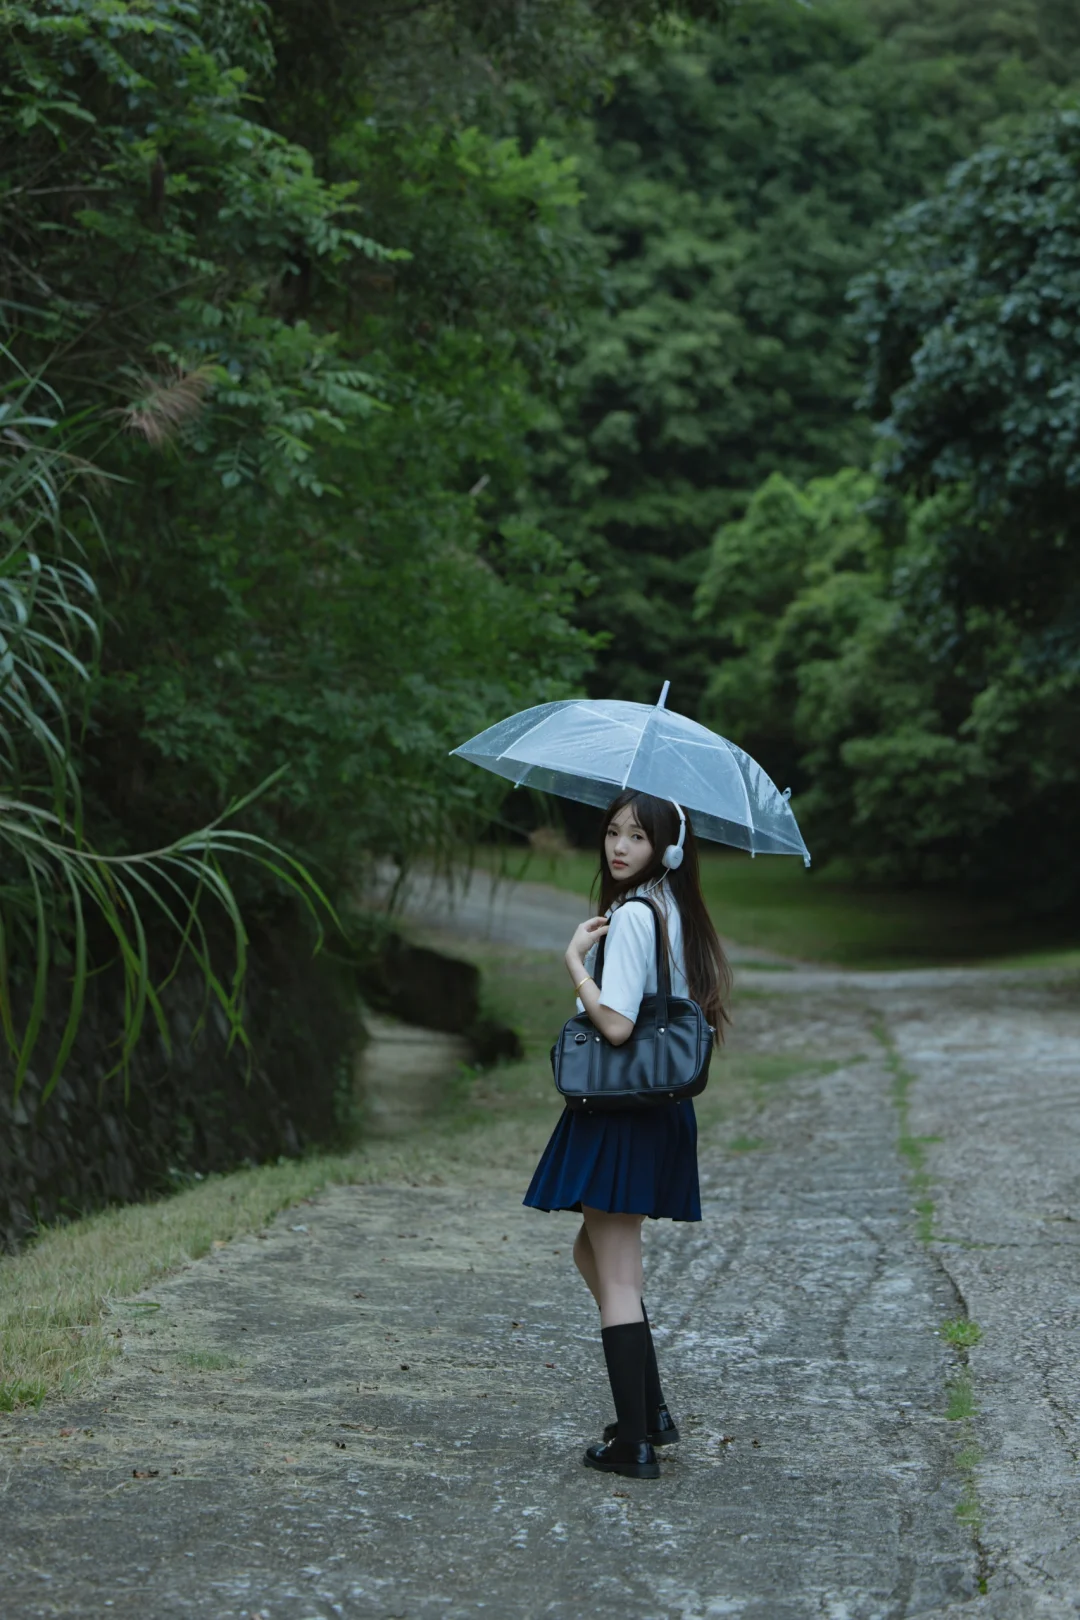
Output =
[
  {"x1": 0, "y1": 0, "x2": 602, "y2": 890},
  {"x1": 551, "y1": 0, "x2": 1074, "y2": 712},
  {"x1": 2, "y1": 0, "x2": 738, "y2": 1100},
  {"x1": 0, "y1": 367, "x2": 337, "y2": 1097},
  {"x1": 697, "y1": 106, "x2": 1080, "y2": 896},
  {"x1": 864, "y1": 0, "x2": 1080, "y2": 86}
]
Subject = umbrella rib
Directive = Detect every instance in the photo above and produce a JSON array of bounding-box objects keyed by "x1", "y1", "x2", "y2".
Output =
[
  {"x1": 733, "y1": 757, "x2": 756, "y2": 854},
  {"x1": 619, "y1": 710, "x2": 652, "y2": 789}
]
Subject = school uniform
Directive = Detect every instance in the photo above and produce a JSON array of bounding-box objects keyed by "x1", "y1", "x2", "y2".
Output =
[{"x1": 523, "y1": 882, "x2": 702, "y2": 1223}]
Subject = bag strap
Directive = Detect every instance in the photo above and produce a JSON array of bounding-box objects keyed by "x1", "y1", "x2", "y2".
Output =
[{"x1": 593, "y1": 895, "x2": 670, "y2": 1027}]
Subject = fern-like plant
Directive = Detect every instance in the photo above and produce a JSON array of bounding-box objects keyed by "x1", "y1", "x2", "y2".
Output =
[{"x1": 0, "y1": 361, "x2": 333, "y2": 1103}]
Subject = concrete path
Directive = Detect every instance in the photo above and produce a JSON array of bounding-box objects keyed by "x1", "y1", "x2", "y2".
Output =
[
  {"x1": 369, "y1": 862, "x2": 792, "y2": 964},
  {"x1": 2, "y1": 877, "x2": 1078, "y2": 1619}
]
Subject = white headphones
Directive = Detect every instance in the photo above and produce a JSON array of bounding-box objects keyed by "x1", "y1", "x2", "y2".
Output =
[{"x1": 662, "y1": 800, "x2": 687, "y2": 870}]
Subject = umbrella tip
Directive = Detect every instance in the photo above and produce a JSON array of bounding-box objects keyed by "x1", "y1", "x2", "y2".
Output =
[{"x1": 657, "y1": 679, "x2": 670, "y2": 709}]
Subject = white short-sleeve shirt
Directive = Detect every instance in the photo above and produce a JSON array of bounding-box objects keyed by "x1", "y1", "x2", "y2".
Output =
[{"x1": 578, "y1": 882, "x2": 689, "y2": 1023}]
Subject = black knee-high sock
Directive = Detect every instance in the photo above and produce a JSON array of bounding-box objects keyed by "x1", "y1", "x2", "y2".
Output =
[
  {"x1": 600, "y1": 1322, "x2": 649, "y2": 1444},
  {"x1": 641, "y1": 1303, "x2": 666, "y2": 1418}
]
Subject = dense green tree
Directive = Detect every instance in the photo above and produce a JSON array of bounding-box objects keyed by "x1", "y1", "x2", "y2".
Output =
[
  {"x1": 697, "y1": 106, "x2": 1080, "y2": 900},
  {"x1": 0, "y1": 0, "x2": 598, "y2": 889},
  {"x1": 0, "y1": 0, "x2": 747, "y2": 1238},
  {"x1": 865, "y1": 0, "x2": 1080, "y2": 87},
  {"x1": 552, "y1": 0, "x2": 1072, "y2": 713},
  {"x1": 695, "y1": 470, "x2": 1004, "y2": 882}
]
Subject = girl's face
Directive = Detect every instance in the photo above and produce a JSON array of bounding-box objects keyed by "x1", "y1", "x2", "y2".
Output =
[{"x1": 605, "y1": 804, "x2": 654, "y2": 884}]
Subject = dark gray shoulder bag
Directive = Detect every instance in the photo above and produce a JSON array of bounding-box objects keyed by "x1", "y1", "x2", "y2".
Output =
[{"x1": 550, "y1": 896, "x2": 713, "y2": 1111}]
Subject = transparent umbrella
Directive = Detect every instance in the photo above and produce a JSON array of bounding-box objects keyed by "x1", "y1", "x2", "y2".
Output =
[{"x1": 452, "y1": 682, "x2": 810, "y2": 864}]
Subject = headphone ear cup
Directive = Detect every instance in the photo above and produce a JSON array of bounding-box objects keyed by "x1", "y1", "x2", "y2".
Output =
[{"x1": 662, "y1": 844, "x2": 684, "y2": 871}]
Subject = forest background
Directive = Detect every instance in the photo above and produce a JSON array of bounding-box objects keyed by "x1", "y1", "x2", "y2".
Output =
[{"x1": 2, "y1": 0, "x2": 1080, "y2": 1229}]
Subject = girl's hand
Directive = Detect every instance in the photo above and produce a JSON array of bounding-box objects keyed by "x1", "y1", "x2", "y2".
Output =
[{"x1": 567, "y1": 916, "x2": 609, "y2": 961}]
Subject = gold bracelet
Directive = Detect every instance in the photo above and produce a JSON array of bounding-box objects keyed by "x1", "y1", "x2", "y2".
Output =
[{"x1": 574, "y1": 974, "x2": 593, "y2": 993}]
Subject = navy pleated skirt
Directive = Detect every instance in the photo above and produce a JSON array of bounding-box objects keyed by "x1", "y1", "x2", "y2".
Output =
[{"x1": 523, "y1": 1101, "x2": 701, "y2": 1223}]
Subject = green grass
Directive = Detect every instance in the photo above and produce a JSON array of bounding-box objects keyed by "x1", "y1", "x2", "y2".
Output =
[
  {"x1": 483, "y1": 847, "x2": 1080, "y2": 971},
  {"x1": 178, "y1": 1349, "x2": 244, "y2": 1372},
  {"x1": 871, "y1": 1019, "x2": 986, "y2": 1534},
  {"x1": 873, "y1": 1017, "x2": 938, "y2": 1242},
  {"x1": 946, "y1": 1371, "x2": 977, "y2": 1422},
  {"x1": 955, "y1": 1471, "x2": 983, "y2": 1530},
  {"x1": 942, "y1": 1318, "x2": 984, "y2": 1349}
]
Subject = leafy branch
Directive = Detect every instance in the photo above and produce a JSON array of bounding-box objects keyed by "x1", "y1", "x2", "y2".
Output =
[{"x1": 0, "y1": 357, "x2": 335, "y2": 1104}]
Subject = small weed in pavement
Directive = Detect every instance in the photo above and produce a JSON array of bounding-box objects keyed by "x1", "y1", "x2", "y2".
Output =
[
  {"x1": 872, "y1": 1019, "x2": 940, "y2": 1241},
  {"x1": 942, "y1": 1318, "x2": 983, "y2": 1349},
  {"x1": 179, "y1": 1350, "x2": 243, "y2": 1372},
  {"x1": 946, "y1": 1371, "x2": 976, "y2": 1422}
]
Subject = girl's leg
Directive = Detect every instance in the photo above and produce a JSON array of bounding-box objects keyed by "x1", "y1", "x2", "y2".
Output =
[
  {"x1": 572, "y1": 1221, "x2": 601, "y2": 1307},
  {"x1": 580, "y1": 1207, "x2": 644, "y2": 1327},
  {"x1": 579, "y1": 1216, "x2": 676, "y2": 1442},
  {"x1": 581, "y1": 1207, "x2": 649, "y2": 1450}
]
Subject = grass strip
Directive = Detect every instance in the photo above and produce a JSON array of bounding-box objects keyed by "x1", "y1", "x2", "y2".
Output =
[
  {"x1": 946, "y1": 1362, "x2": 985, "y2": 1546},
  {"x1": 0, "y1": 1145, "x2": 434, "y2": 1411},
  {"x1": 873, "y1": 1016, "x2": 987, "y2": 1555},
  {"x1": 872, "y1": 1017, "x2": 940, "y2": 1242}
]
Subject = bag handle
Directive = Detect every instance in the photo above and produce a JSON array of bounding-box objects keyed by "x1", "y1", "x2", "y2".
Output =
[{"x1": 594, "y1": 895, "x2": 670, "y2": 1027}]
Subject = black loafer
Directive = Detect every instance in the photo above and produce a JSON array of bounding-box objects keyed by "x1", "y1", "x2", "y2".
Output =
[
  {"x1": 583, "y1": 1438, "x2": 660, "y2": 1479},
  {"x1": 603, "y1": 1403, "x2": 680, "y2": 1447}
]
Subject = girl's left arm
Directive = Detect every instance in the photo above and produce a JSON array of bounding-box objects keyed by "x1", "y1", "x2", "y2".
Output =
[{"x1": 565, "y1": 917, "x2": 635, "y2": 1046}]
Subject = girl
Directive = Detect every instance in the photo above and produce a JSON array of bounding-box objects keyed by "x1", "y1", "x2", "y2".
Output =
[{"x1": 523, "y1": 789, "x2": 730, "y2": 1480}]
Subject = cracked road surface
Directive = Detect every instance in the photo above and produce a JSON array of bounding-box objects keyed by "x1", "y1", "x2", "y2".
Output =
[{"x1": 2, "y1": 876, "x2": 1078, "y2": 1619}]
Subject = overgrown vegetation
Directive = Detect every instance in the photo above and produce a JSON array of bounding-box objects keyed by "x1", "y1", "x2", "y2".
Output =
[
  {"x1": 1, "y1": 0, "x2": 600, "y2": 877},
  {"x1": 0, "y1": 0, "x2": 627, "y2": 1166},
  {"x1": 0, "y1": 366, "x2": 334, "y2": 1098}
]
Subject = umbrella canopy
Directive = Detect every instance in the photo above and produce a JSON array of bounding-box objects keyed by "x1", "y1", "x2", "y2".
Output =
[{"x1": 452, "y1": 683, "x2": 810, "y2": 863}]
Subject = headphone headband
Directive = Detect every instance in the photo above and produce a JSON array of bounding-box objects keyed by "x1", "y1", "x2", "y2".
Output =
[{"x1": 662, "y1": 800, "x2": 686, "y2": 870}]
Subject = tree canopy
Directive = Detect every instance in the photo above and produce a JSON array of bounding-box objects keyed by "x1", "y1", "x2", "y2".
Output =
[
  {"x1": 552, "y1": 0, "x2": 1075, "y2": 712},
  {"x1": 697, "y1": 106, "x2": 1080, "y2": 898},
  {"x1": 0, "y1": 0, "x2": 601, "y2": 885}
]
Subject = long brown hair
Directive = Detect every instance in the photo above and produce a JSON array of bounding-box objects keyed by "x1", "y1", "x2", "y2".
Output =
[{"x1": 595, "y1": 789, "x2": 731, "y2": 1041}]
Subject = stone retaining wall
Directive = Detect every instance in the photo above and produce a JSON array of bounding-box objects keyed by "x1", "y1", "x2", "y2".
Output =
[
  {"x1": 0, "y1": 910, "x2": 520, "y2": 1253},
  {"x1": 0, "y1": 905, "x2": 359, "y2": 1253}
]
